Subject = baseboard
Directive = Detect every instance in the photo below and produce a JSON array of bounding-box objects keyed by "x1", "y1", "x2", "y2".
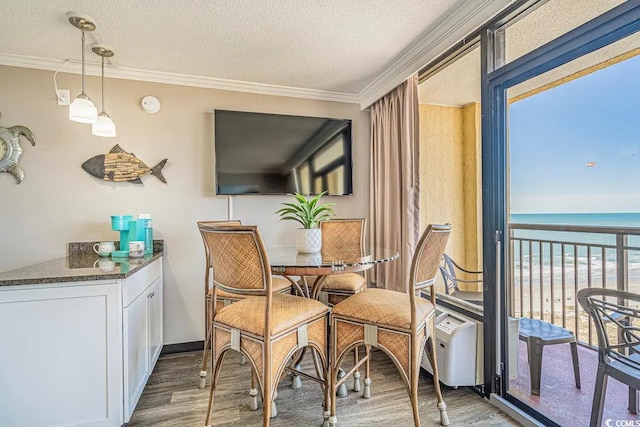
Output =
[{"x1": 160, "y1": 340, "x2": 204, "y2": 355}]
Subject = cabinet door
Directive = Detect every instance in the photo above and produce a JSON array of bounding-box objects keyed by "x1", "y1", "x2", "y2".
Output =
[
  {"x1": 123, "y1": 290, "x2": 149, "y2": 422},
  {"x1": 0, "y1": 282, "x2": 123, "y2": 427},
  {"x1": 147, "y1": 276, "x2": 163, "y2": 368}
]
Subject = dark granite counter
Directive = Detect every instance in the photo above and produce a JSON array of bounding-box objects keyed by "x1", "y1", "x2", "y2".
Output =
[{"x1": 0, "y1": 251, "x2": 163, "y2": 287}]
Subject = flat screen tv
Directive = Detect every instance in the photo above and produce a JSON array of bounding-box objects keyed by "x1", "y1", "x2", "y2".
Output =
[{"x1": 214, "y1": 110, "x2": 353, "y2": 195}]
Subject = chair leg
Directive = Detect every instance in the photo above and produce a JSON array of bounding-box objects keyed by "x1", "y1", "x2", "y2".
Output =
[
  {"x1": 329, "y1": 373, "x2": 338, "y2": 427},
  {"x1": 271, "y1": 390, "x2": 278, "y2": 418},
  {"x1": 428, "y1": 325, "x2": 449, "y2": 426},
  {"x1": 363, "y1": 345, "x2": 372, "y2": 399},
  {"x1": 249, "y1": 370, "x2": 259, "y2": 411},
  {"x1": 527, "y1": 338, "x2": 544, "y2": 396},
  {"x1": 410, "y1": 340, "x2": 422, "y2": 427},
  {"x1": 291, "y1": 363, "x2": 302, "y2": 389},
  {"x1": 204, "y1": 350, "x2": 226, "y2": 427},
  {"x1": 324, "y1": 352, "x2": 331, "y2": 427},
  {"x1": 199, "y1": 325, "x2": 213, "y2": 389},
  {"x1": 591, "y1": 365, "x2": 608, "y2": 427},
  {"x1": 291, "y1": 348, "x2": 306, "y2": 389},
  {"x1": 353, "y1": 346, "x2": 361, "y2": 392},
  {"x1": 570, "y1": 341, "x2": 581, "y2": 389},
  {"x1": 629, "y1": 387, "x2": 638, "y2": 414},
  {"x1": 262, "y1": 387, "x2": 272, "y2": 427},
  {"x1": 329, "y1": 321, "x2": 338, "y2": 427},
  {"x1": 336, "y1": 369, "x2": 348, "y2": 397}
]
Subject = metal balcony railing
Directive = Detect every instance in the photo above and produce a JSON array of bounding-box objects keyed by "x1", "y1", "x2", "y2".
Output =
[{"x1": 508, "y1": 223, "x2": 640, "y2": 346}]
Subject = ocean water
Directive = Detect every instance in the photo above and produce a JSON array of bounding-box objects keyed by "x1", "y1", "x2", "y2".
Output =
[
  {"x1": 511, "y1": 212, "x2": 640, "y2": 227},
  {"x1": 509, "y1": 212, "x2": 640, "y2": 297}
]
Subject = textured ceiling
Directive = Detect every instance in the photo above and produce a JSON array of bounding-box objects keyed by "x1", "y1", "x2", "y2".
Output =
[{"x1": 0, "y1": 0, "x2": 462, "y2": 95}]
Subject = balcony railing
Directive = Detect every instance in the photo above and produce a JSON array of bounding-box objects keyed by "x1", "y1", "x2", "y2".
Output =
[{"x1": 508, "y1": 223, "x2": 640, "y2": 346}]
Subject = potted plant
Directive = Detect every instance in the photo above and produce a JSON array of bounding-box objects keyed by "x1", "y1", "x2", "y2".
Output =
[{"x1": 276, "y1": 192, "x2": 335, "y2": 253}]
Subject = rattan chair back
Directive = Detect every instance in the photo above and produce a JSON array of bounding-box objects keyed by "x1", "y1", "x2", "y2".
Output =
[
  {"x1": 198, "y1": 220, "x2": 242, "y2": 269},
  {"x1": 320, "y1": 218, "x2": 366, "y2": 260},
  {"x1": 198, "y1": 223, "x2": 272, "y2": 296},
  {"x1": 409, "y1": 224, "x2": 451, "y2": 307},
  {"x1": 198, "y1": 220, "x2": 243, "y2": 331},
  {"x1": 198, "y1": 220, "x2": 242, "y2": 304}
]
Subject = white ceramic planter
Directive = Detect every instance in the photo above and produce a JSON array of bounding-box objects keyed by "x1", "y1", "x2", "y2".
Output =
[
  {"x1": 296, "y1": 228, "x2": 322, "y2": 253},
  {"x1": 296, "y1": 252, "x2": 322, "y2": 266}
]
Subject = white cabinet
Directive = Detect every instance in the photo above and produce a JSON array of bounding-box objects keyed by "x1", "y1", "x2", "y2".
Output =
[
  {"x1": 124, "y1": 285, "x2": 150, "y2": 420},
  {"x1": 0, "y1": 257, "x2": 163, "y2": 427},
  {"x1": 123, "y1": 275, "x2": 163, "y2": 422},
  {"x1": 148, "y1": 277, "x2": 164, "y2": 368},
  {"x1": 0, "y1": 281, "x2": 123, "y2": 427}
]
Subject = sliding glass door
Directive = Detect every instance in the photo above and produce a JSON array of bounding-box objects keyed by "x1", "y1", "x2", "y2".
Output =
[{"x1": 482, "y1": 2, "x2": 640, "y2": 425}]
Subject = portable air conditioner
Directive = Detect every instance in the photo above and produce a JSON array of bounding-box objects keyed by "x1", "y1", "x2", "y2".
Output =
[{"x1": 422, "y1": 306, "x2": 484, "y2": 387}]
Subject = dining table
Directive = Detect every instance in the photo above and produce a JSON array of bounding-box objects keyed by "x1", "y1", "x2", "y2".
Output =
[{"x1": 266, "y1": 245, "x2": 399, "y2": 299}]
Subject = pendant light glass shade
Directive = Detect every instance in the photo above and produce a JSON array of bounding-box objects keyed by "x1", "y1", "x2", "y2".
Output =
[
  {"x1": 91, "y1": 45, "x2": 116, "y2": 137},
  {"x1": 70, "y1": 95, "x2": 98, "y2": 123},
  {"x1": 68, "y1": 13, "x2": 98, "y2": 124},
  {"x1": 92, "y1": 112, "x2": 116, "y2": 137}
]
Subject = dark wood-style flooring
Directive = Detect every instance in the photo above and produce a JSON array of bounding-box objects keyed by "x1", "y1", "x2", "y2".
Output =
[{"x1": 127, "y1": 350, "x2": 521, "y2": 426}]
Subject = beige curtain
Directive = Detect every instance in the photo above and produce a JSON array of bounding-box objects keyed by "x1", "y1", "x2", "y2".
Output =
[{"x1": 370, "y1": 74, "x2": 420, "y2": 293}]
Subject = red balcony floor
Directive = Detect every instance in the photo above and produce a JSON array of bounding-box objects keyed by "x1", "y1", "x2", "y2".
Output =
[{"x1": 509, "y1": 340, "x2": 639, "y2": 426}]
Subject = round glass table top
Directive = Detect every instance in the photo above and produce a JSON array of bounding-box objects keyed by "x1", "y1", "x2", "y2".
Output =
[{"x1": 266, "y1": 245, "x2": 399, "y2": 270}]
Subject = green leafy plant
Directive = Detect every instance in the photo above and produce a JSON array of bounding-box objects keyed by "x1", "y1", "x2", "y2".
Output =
[{"x1": 276, "y1": 192, "x2": 335, "y2": 229}]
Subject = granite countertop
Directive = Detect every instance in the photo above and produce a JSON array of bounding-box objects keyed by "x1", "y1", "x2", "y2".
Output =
[{"x1": 0, "y1": 250, "x2": 163, "y2": 287}]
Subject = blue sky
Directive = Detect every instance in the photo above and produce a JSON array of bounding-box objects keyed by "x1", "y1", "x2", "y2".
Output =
[{"x1": 509, "y1": 53, "x2": 640, "y2": 213}]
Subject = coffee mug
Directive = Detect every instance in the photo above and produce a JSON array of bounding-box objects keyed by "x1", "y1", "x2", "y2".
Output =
[
  {"x1": 93, "y1": 259, "x2": 116, "y2": 271},
  {"x1": 129, "y1": 241, "x2": 145, "y2": 258},
  {"x1": 94, "y1": 241, "x2": 116, "y2": 257}
]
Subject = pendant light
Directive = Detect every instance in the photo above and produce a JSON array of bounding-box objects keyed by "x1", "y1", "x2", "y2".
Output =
[
  {"x1": 68, "y1": 13, "x2": 98, "y2": 124},
  {"x1": 91, "y1": 45, "x2": 116, "y2": 137}
]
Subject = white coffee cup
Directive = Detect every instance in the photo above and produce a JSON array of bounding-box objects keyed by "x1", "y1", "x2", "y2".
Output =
[
  {"x1": 129, "y1": 241, "x2": 145, "y2": 258},
  {"x1": 93, "y1": 259, "x2": 116, "y2": 271},
  {"x1": 94, "y1": 241, "x2": 116, "y2": 257}
]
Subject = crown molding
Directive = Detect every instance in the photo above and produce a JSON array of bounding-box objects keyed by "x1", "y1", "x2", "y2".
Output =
[
  {"x1": 358, "y1": 0, "x2": 513, "y2": 109},
  {"x1": 0, "y1": 53, "x2": 360, "y2": 104}
]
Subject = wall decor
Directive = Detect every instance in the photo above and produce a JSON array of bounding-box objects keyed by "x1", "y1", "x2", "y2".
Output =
[
  {"x1": 82, "y1": 144, "x2": 167, "y2": 184},
  {"x1": 0, "y1": 124, "x2": 36, "y2": 184}
]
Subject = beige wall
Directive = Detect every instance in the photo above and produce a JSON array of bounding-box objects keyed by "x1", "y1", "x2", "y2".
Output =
[
  {"x1": 0, "y1": 65, "x2": 370, "y2": 344},
  {"x1": 420, "y1": 103, "x2": 464, "y2": 262},
  {"x1": 461, "y1": 103, "x2": 482, "y2": 273},
  {"x1": 419, "y1": 102, "x2": 482, "y2": 291}
]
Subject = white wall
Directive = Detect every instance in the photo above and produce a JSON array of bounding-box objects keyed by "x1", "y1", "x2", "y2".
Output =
[{"x1": 0, "y1": 65, "x2": 370, "y2": 344}]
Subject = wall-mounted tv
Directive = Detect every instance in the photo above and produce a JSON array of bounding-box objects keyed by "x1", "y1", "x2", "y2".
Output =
[{"x1": 214, "y1": 110, "x2": 353, "y2": 196}]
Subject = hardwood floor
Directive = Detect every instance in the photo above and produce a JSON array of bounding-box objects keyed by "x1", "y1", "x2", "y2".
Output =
[{"x1": 127, "y1": 349, "x2": 520, "y2": 426}]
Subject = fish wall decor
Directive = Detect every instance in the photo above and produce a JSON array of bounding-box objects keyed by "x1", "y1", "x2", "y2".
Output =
[{"x1": 82, "y1": 144, "x2": 167, "y2": 184}]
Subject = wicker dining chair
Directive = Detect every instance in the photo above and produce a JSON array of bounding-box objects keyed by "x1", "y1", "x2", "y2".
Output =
[
  {"x1": 298, "y1": 218, "x2": 368, "y2": 393},
  {"x1": 329, "y1": 223, "x2": 452, "y2": 427},
  {"x1": 198, "y1": 220, "x2": 292, "y2": 390},
  {"x1": 199, "y1": 223, "x2": 330, "y2": 427},
  {"x1": 317, "y1": 218, "x2": 367, "y2": 305}
]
